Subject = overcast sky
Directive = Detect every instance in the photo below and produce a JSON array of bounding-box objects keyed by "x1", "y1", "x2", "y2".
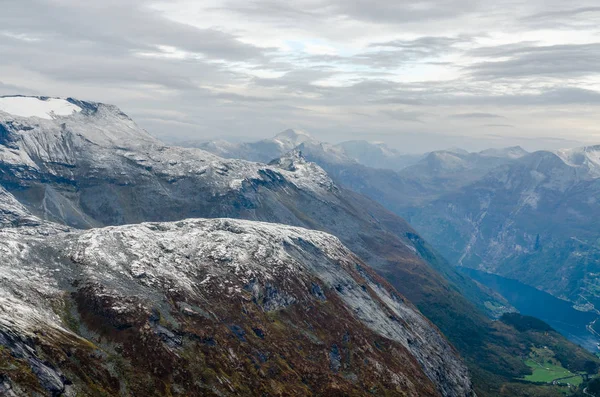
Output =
[{"x1": 2, "y1": 0, "x2": 600, "y2": 152}]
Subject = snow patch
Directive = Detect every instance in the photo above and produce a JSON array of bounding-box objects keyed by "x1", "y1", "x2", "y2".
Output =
[{"x1": 0, "y1": 97, "x2": 82, "y2": 120}]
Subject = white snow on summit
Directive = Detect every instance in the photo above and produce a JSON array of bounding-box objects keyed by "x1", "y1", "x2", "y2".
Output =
[
  {"x1": 272, "y1": 129, "x2": 313, "y2": 149},
  {"x1": 555, "y1": 145, "x2": 600, "y2": 178},
  {"x1": 0, "y1": 96, "x2": 82, "y2": 120}
]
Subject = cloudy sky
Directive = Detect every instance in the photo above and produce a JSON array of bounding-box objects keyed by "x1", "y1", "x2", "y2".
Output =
[{"x1": 2, "y1": 0, "x2": 600, "y2": 152}]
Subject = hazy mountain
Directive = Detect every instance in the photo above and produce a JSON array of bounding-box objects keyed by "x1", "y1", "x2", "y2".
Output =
[
  {"x1": 194, "y1": 128, "x2": 315, "y2": 163},
  {"x1": 195, "y1": 131, "x2": 528, "y2": 214},
  {"x1": 193, "y1": 130, "x2": 422, "y2": 170},
  {"x1": 479, "y1": 146, "x2": 530, "y2": 159},
  {"x1": 406, "y1": 147, "x2": 600, "y2": 311},
  {"x1": 395, "y1": 147, "x2": 529, "y2": 200},
  {"x1": 335, "y1": 140, "x2": 423, "y2": 170}
]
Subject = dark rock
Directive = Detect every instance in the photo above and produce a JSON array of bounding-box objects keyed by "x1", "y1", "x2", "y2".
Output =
[
  {"x1": 329, "y1": 344, "x2": 341, "y2": 372},
  {"x1": 252, "y1": 328, "x2": 265, "y2": 339},
  {"x1": 229, "y1": 325, "x2": 246, "y2": 342},
  {"x1": 28, "y1": 358, "x2": 65, "y2": 396},
  {"x1": 310, "y1": 283, "x2": 327, "y2": 301}
]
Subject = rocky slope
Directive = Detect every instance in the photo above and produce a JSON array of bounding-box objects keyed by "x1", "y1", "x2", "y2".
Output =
[{"x1": 0, "y1": 200, "x2": 473, "y2": 396}]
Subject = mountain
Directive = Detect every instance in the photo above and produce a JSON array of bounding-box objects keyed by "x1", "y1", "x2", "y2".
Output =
[
  {"x1": 0, "y1": 184, "x2": 40, "y2": 226},
  {"x1": 395, "y1": 147, "x2": 529, "y2": 202},
  {"x1": 0, "y1": 96, "x2": 592, "y2": 396},
  {"x1": 335, "y1": 140, "x2": 423, "y2": 170},
  {"x1": 194, "y1": 129, "x2": 315, "y2": 163},
  {"x1": 405, "y1": 147, "x2": 600, "y2": 311},
  {"x1": 0, "y1": 213, "x2": 473, "y2": 396},
  {"x1": 479, "y1": 146, "x2": 530, "y2": 159},
  {"x1": 555, "y1": 145, "x2": 600, "y2": 179}
]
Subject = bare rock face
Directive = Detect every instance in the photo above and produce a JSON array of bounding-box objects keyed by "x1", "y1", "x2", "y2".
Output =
[{"x1": 0, "y1": 218, "x2": 473, "y2": 396}]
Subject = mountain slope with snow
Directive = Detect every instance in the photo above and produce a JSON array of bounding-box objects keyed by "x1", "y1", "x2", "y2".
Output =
[
  {"x1": 0, "y1": 217, "x2": 474, "y2": 396},
  {"x1": 555, "y1": 145, "x2": 600, "y2": 179},
  {"x1": 194, "y1": 131, "x2": 423, "y2": 171}
]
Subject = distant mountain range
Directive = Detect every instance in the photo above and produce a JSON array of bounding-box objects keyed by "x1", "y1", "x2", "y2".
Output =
[{"x1": 191, "y1": 129, "x2": 424, "y2": 171}]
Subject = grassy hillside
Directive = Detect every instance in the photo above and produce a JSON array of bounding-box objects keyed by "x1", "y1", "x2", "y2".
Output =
[{"x1": 462, "y1": 313, "x2": 600, "y2": 396}]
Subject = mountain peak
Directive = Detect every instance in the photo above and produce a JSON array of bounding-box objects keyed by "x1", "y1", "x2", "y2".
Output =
[
  {"x1": 272, "y1": 129, "x2": 314, "y2": 147},
  {"x1": 269, "y1": 149, "x2": 338, "y2": 193},
  {"x1": 268, "y1": 149, "x2": 308, "y2": 171},
  {"x1": 275, "y1": 128, "x2": 311, "y2": 138}
]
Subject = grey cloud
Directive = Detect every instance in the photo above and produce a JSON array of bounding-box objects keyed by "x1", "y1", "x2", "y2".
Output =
[
  {"x1": 330, "y1": 0, "x2": 480, "y2": 24},
  {"x1": 482, "y1": 124, "x2": 515, "y2": 128},
  {"x1": 1, "y1": 0, "x2": 600, "y2": 151},
  {"x1": 468, "y1": 41, "x2": 539, "y2": 58},
  {"x1": 301, "y1": 36, "x2": 471, "y2": 70},
  {"x1": 0, "y1": 81, "x2": 39, "y2": 96},
  {"x1": 368, "y1": 36, "x2": 471, "y2": 62},
  {"x1": 222, "y1": 0, "x2": 479, "y2": 26},
  {"x1": 525, "y1": 6, "x2": 600, "y2": 21},
  {"x1": 370, "y1": 97, "x2": 424, "y2": 105},
  {"x1": 522, "y1": 6, "x2": 600, "y2": 29},
  {"x1": 450, "y1": 112, "x2": 505, "y2": 119},
  {"x1": 436, "y1": 87, "x2": 600, "y2": 106},
  {"x1": 381, "y1": 109, "x2": 425, "y2": 123},
  {"x1": 252, "y1": 68, "x2": 336, "y2": 94},
  {"x1": 1, "y1": 0, "x2": 274, "y2": 62},
  {"x1": 467, "y1": 43, "x2": 600, "y2": 78},
  {"x1": 212, "y1": 92, "x2": 278, "y2": 103}
]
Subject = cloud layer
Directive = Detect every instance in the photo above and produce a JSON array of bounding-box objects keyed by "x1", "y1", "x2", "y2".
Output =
[{"x1": 1, "y1": 0, "x2": 600, "y2": 152}]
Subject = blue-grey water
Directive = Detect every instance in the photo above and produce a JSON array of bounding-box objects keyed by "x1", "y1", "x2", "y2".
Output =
[{"x1": 459, "y1": 267, "x2": 600, "y2": 351}]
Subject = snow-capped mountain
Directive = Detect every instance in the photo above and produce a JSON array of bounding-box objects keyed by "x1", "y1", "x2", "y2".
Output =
[
  {"x1": 193, "y1": 131, "x2": 529, "y2": 212},
  {"x1": 555, "y1": 144, "x2": 600, "y2": 179},
  {"x1": 0, "y1": 216, "x2": 473, "y2": 396}
]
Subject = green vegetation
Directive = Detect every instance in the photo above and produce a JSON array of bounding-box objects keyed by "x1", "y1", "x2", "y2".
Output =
[
  {"x1": 523, "y1": 356, "x2": 581, "y2": 385},
  {"x1": 502, "y1": 312, "x2": 554, "y2": 333},
  {"x1": 434, "y1": 312, "x2": 599, "y2": 396}
]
